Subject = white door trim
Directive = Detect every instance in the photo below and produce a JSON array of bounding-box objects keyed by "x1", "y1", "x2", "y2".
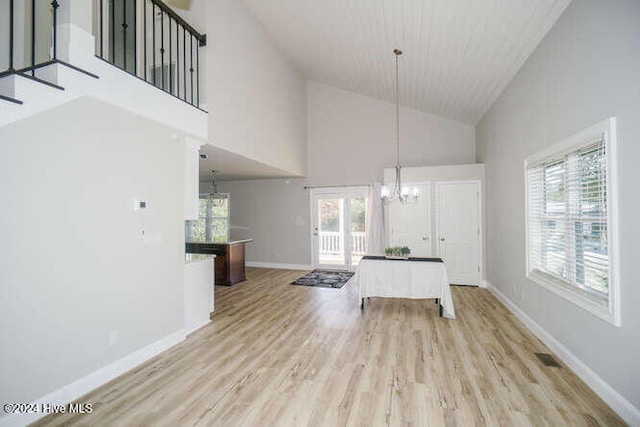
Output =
[{"x1": 310, "y1": 187, "x2": 368, "y2": 271}]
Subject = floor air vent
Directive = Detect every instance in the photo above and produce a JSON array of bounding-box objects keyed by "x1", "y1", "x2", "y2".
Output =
[{"x1": 535, "y1": 352, "x2": 562, "y2": 367}]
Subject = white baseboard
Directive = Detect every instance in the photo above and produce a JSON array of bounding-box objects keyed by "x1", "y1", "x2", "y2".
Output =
[
  {"x1": 0, "y1": 329, "x2": 186, "y2": 427},
  {"x1": 246, "y1": 261, "x2": 312, "y2": 271},
  {"x1": 185, "y1": 319, "x2": 211, "y2": 336},
  {"x1": 486, "y1": 282, "x2": 640, "y2": 426}
]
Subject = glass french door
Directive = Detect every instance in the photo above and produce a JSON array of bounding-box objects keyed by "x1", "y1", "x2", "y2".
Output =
[{"x1": 311, "y1": 188, "x2": 368, "y2": 271}]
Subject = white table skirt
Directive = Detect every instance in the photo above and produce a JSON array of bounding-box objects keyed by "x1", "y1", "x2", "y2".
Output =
[{"x1": 354, "y1": 258, "x2": 456, "y2": 319}]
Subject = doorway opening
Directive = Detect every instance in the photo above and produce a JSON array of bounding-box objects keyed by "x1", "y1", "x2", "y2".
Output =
[{"x1": 311, "y1": 187, "x2": 368, "y2": 271}]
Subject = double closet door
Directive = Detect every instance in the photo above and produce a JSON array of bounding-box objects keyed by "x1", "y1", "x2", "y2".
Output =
[{"x1": 388, "y1": 181, "x2": 481, "y2": 286}]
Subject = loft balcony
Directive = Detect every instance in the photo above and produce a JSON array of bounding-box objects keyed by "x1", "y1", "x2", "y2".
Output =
[
  {"x1": 0, "y1": 0, "x2": 207, "y2": 138},
  {"x1": 94, "y1": 0, "x2": 206, "y2": 110}
]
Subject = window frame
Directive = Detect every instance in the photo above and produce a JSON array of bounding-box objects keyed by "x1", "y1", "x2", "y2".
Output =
[
  {"x1": 524, "y1": 117, "x2": 620, "y2": 326},
  {"x1": 186, "y1": 193, "x2": 230, "y2": 243}
]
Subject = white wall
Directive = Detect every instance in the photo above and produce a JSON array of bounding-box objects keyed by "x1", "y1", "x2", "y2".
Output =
[
  {"x1": 476, "y1": 0, "x2": 640, "y2": 421},
  {"x1": 219, "y1": 83, "x2": 476, "y2": 266},
  {"x1": 0, "y1": 98, "x2": 185, "y2": 408},
  {"x1": 216, "y1": 179, "x2": 311, "y2": 266},
  {"x1": 207, "y1": 0, "x2": 307, "y2": 176},
  {"x1": 307, "y1": 82, "x2": 476, "y2": 185}
]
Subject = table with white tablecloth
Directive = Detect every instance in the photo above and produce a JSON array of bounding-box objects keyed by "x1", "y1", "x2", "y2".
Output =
[{"x1": 354, "y1": 256, "x2": 456, "y2": 319}]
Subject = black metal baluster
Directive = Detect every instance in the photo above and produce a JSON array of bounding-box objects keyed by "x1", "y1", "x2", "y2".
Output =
[
  {"x1": 31, "y1": 0, "x2": 35, "y2": 75},
  {"x1": 51, "y1": 1, "x2": 59, "y2": 60},
  {"x1": 196, "y1": 36, "x2": 199, "y2": 106},
  {"x1": 99, "y1": 0, "x2": 103, "y2": 57},
  {"x1": 9, "y1": 0, "x2": 14, "y2": 71},
  {"x1": 175, "y1": 19, "x2": 179, "y2": 98},
  {"x1": 133, "y1": 0, "x2": 137, "y2": 74},
  {"x1": 183, "y1": 26, "x2": 186, "y2": 101},
  {"x1": 122, "y1": 0, "x2": 127, "y2": 70},
  {"x1": 110, "y1": 0, "x2": 115, "y2": 62},
  {"x1": 189, "y1": 34, "x2": 193, "y2": 105},
  {"x1": 152, "y1": 2, "x2": 156, "y2": 84},
  {"x1": 143, "y1": 0, "x2": 147, "y2": 80},
  {"x1": 169, "y1": 16, "x2": 172, "y2": 94},
  {"x1": 160, "y1": 9, "x2": 164, "y2": 90}
]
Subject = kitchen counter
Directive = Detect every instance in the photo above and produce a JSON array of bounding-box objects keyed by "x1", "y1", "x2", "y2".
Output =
[
  {"x1": 185, "y1": 240, "x2": 252, "y2": 286},
  {"x1": 186, "y1": 239, "x2": 253, "y2": 245},
  {"x1": 184, "y1": 253, "x2": 216, "y2": 264}
]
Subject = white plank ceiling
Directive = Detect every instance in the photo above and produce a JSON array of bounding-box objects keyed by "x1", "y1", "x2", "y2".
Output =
[{"x1": 242, "y1": 0, "x2": 571, "y2": 124}]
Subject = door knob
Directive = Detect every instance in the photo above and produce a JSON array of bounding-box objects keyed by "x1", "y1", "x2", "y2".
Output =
[
  {"x1": 422, "y1": 237, "x2": 429, "y2": 241},
  {"x1": 440, "y1": 237, "x2": 445, "y2": 242}
]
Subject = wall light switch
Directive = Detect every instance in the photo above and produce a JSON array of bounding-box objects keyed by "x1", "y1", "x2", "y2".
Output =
[{"x1": 133, "y1": 200, "x2": 147, "y2": 211}]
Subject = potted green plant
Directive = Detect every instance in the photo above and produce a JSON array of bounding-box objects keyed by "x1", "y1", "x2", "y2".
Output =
[{"x1": 384, "y1": 246, "x2": 411, "y2": 258}]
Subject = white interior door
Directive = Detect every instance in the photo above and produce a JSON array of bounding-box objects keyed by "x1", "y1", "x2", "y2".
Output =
[
  {"x1": 437, "y1": 182, "x2": 481, "y2": 285},
  {"x1": 311, "y1": 188, "x2": 368, "y2": 271},
  {"x1": 388, "y1": 183, "x2": 432, "y2": 256}
]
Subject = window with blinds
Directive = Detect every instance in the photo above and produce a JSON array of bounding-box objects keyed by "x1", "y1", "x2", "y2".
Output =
[
  {"x1": 525, "y1": 118, "x2": 619, "y2": 326},
  {"x1": 185, "y1": 194, "x2": 230, "y2": 243}
]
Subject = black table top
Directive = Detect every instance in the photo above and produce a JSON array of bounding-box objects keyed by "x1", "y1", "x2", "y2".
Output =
[{"x1": 362, "y1": 255, "x2": 443, "y2": 262}]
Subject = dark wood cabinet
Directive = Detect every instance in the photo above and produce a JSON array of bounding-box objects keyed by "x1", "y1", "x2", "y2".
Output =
[{"x1": 186, "y1": 240, "x2": 251, "y2": 286}]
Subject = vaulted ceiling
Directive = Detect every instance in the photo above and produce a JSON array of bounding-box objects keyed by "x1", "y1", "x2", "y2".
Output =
[{"x1": 242, "y1": 0, "x2": 571, "y2": 124}]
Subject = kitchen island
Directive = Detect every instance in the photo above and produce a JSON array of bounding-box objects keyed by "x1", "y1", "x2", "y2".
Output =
[{"x1": 185, "y1": 239, "x2": 252, "y2": 286}]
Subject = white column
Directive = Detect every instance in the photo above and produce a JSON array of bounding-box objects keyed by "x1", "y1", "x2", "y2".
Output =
[
  {"x1": 56, "y1": 0, "x2": 95, "y2": 66},
  {"x1": 183, "y1": 136, "x2": 205, "y2": 220}
]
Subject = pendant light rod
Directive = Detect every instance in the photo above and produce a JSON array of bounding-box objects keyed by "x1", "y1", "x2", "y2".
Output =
[
  {"x1": 381, "y1": 48, "x2": 419, "y2": 206},
  {"x1": 394, "y1": 49, "x2": 402, "y2": 168}
]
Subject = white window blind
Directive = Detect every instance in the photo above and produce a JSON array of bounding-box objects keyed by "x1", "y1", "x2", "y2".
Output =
[
  {"x1": 527, "y1": 140, "x2": 609, "y2": 299},
  {"x1": 525, "y1": 117, "x2": 620, "y2": 326}
]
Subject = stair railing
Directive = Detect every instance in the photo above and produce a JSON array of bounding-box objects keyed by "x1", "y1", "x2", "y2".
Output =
[
  {"x1": 0, "y1": 0, "x2": 59, "y2": 78},
  {"x1": 96, "y1": 0, "x2": 206, "y2": 109}
]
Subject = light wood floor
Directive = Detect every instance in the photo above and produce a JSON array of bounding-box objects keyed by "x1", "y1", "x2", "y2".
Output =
[{"x1": 34, "y1": 268, "x2": 625, "y2": 426}]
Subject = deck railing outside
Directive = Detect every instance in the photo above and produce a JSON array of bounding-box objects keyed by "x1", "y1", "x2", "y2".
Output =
[{"x1": 319, "y1": 231, "x2": 367, "y2": 255}]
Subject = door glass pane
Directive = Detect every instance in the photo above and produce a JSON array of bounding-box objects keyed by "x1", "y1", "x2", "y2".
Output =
[
  {"x1": 350, "y1": 198, "x2": 367, "y2": 265},
  {"x1": 318, "y1": 199, "x2": 344, "y2": 266}
]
